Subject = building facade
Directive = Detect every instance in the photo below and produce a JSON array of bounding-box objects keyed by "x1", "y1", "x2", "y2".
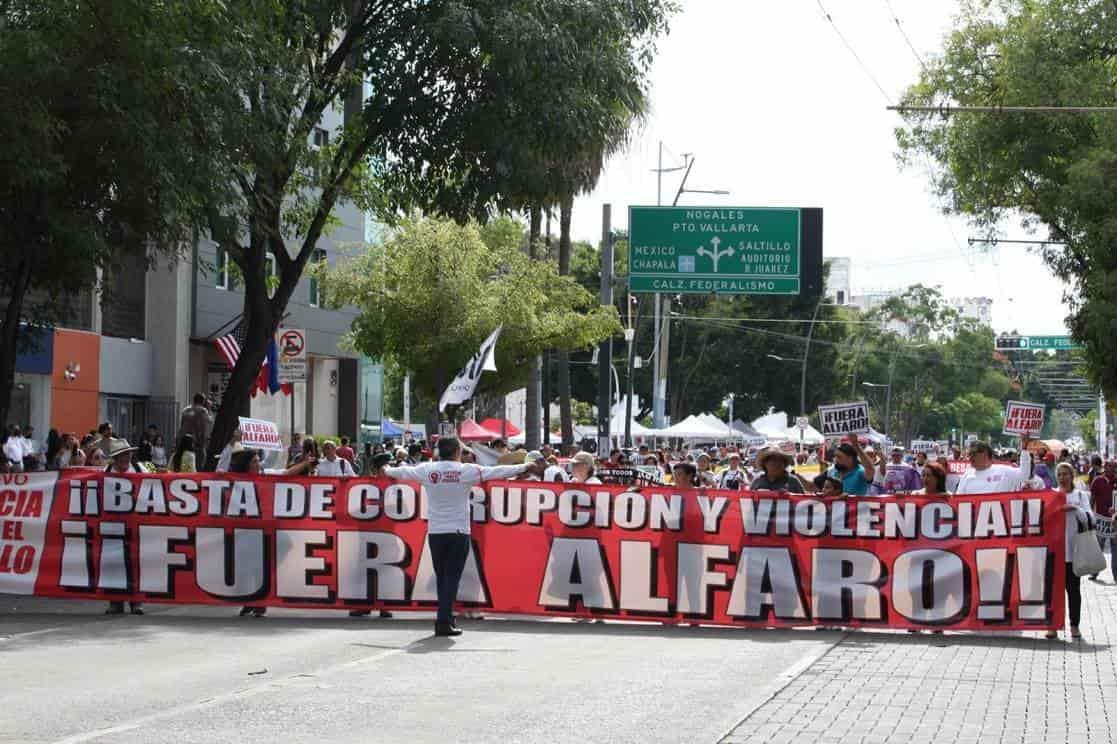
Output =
[{"x1": 11, "y1": 103, "x2": 382, "y2": 447}]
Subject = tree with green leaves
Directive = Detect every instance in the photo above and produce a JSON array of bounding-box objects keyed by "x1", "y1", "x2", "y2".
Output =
[
  {"x1": 184, "y1": 0, "x2": 673, "y2": 460},
  {"x1": 895, "y1": 0, "x2": 1117, "y2": 399},
  {"x1": 319, "y1": 216, "x2": 621, "y2": 435},
  {"x1": 0, "y1": 0, "x2": 213, "y2": 429}
]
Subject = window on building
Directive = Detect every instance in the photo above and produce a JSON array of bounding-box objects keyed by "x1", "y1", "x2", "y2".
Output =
[
  {"x1": 308, "y1": 249, "x2": 326, "y2": 307},
  {"x1": 100, "y1": 260, "x2": 146, "y2": 339},
  {"x1": 836, "y1": 290, "x2": 845, "y2": 305}
]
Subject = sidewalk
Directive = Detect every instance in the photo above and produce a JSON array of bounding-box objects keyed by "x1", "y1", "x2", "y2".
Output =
[{"x1": 722, "y1": 572, "x2": 1117, "y2": 744}]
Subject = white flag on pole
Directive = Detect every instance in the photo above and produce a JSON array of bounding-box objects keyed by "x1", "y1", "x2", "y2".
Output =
[{"x1": 439, "y1": 326, "x2": 502, "y2": 412}]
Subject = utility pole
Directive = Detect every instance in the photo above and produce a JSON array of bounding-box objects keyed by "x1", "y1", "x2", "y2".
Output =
[
  {"x1": 597, "y1": 205, "x2": 614, "y2": 455},
  {"x1": 624, "y1": 296, "x2": 636, "y2": 447},
  {"x1": 800, "y1": 300, "x2": 823, "y2": 418},
  {"x1": 651, "y1": 142, "x2": 666, "y2": 428}
]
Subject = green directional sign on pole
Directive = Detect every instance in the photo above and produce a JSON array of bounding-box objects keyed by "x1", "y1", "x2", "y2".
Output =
[
  {"x1": 628, "y1": 206, "x2": 822, "y2": 295},
  {"x1": 995, "y1": 335, "x2": 1081, "y2": 351}
]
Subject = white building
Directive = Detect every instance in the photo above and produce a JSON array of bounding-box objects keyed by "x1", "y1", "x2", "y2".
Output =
[
  {"x1": 824, "y1": 257, "x2": 851, "y2": 305},
  {"x1": 949, "y1": 296, "x2": 993, "y2": 327}
]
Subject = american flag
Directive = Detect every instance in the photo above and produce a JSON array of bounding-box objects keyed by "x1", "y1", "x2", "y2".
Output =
[{"x1": 214, "y1": 318, "x2": 247, "y2": 370}]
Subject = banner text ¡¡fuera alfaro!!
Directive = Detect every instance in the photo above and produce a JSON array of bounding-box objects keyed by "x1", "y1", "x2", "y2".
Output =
[{"x1": 0, "y1": 472, "x2": 1067, "y2": 630}]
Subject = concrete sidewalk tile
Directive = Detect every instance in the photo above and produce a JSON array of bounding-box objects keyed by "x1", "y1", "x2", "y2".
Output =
[{"x1": 721, "y1": 572, "x2": 1117, "y2": 744}]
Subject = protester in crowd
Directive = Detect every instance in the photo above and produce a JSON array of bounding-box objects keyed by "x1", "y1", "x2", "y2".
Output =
[
  {"x1": 954, "y1": 440, "x2": 1032, "y2": 494},
  {"x1": 178, "y1": 393, "x2": 211, "y2": 466},
  {"x1": 1089, "y1": 460, "x2": 1117, "y2": 581},
  {"x1": 104, "y1": 439, "x2": 144, "y2": 615},
  {"x1": 1088, "y1": 455, "x2": 1104, "y2": 485},
  {"x1": 570, "y1": 452, "x2": 602, "y2": 485},
  {"x1": 524, "y1": 450, "x2": 567, "y2": 483},
  {"x1": 672, "y1": 462, "x2": 699, "y2": 489},
  {"x1": 316, "y1": 440, "x2": 356, "y2": 476},
  {"x1": 283, "y1": 438, "x2": 321, "y2": 476},
  {"x1": 914, "y1": 451, "x2": 928, "y2": 469},
  {"x1": 695, "y1": 453, "x2": 718, "y2": 488},
  {"x1": 356, "y1": 441, "x2": 374, "y2": 475},
  {"x1": 288, "y1": 433, "x2": 304, "y2": 465},
  {"x1": 93, "y1": 422, "x2": 114, "y2": 456},
  {"x1": 1032, "y1": 449, "x2": 1056, "y2": 489},
  {"x1": 149, "y1": 434, "x2": 168, "y2": 470},
  {"x1": 750, "y1": 448, "x2": 805, "y2": 493},
  {"x1": 820, "y1": 475, "x2": 844, "y2": 498},
  {"x1": 718, "y1": 452, "x2": 749, "y2": 491},
  {"x1": 215, "y1": 428, "x2": 243, "y2": 472},
  {"x1": 828, "y1": 438, "x2": 875, "y2": 496},
  {"x1": 44, "y1": 429, "x2": 62, "y2": 471},
  {"x1": 135, "y1": 434, "x2": 154, "y2": 466},
  {"x1": 382, "y1": 437, "x2": 539, "y2": 636},
  {"x1": 19, "y1": 425, "x2": 40, "y2": 472},
  {"x1": 221, "y1": 449, "x2": 270, "y2": 618},
  {"x1": 1051, "y1": 462, "x2": 1092, "y2": 640},
  {"x1": 882, "y1": 446, "x2": 921, "y2": 494},
  {"x1": 3, "y1": 426, "x2": 25, "y2": 473},
  {"x1": 53, "y1": 433, "x2": 77, "y2": 469},
  {"x1": 367, "y1": 452, "x2": 392, "y2": 478},
  {"x1": 85, "y1": 447, "x2": 106, "y2": 468},
  {"x1": 912, "y1": 462, "x2": 949, "y2": 497},
  {"x1": 333, "y1": 436, "x2": 354, "y2": 466},
  {"x1": 68, "y1": 441, "x2": 86, "y2": 467},
  {"x1": 171, "y1": 433, "x2": 197, "y2": 473}
]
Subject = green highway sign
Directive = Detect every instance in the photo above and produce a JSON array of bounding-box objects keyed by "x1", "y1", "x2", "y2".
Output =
[
  {"x1": 995, "y1": 335, "x2": 1081, "y2": 351},
  {"x1": 628, "y1": 206, "x2": 822, "y2": 296}
]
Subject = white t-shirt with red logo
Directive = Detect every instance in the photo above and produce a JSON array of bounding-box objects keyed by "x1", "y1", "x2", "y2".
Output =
[
  {"x1": 954, "y1": 451, "x2": 1032, "y2": 495},
  {"x1": 384, "y1": 460, "x2": 528, "y2": 534}
]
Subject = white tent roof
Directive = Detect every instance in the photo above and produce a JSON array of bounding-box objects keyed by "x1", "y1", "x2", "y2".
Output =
[
  {"x1": 783, "y1": 423, "x2": 825, "y2": 446},
  {"x1": 658, "y1": 414, "x2": 738, "y2": 440},
  {"x1": 752, "y1": 410, "x2": 792, "y2": 438}
]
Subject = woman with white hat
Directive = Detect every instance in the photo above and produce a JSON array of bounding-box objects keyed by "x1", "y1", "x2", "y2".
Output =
[
  {"x1": 104, "y1": 439, "x2": 144, "y2": 615},
  {"x1": 570, "y1": 452, "x2": 602, "y2": 484}
]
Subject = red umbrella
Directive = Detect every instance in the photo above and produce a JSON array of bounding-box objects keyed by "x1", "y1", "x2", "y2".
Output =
[
  {"x1": 479, "y1": 418, "x2": 521, "y2": 437},
  {"x1": 458, "y1": 419, "x2": 501, "y2": 442}
]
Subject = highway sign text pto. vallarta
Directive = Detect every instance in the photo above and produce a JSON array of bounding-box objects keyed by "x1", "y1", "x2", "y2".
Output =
[{"x1": 628, "y1": 206, "x2": 822, "y2": 296}]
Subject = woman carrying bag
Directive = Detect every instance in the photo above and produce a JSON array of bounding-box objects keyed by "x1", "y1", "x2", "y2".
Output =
[{"x1": 1052, "y1": 462, "x2": 1101, "y2": 640}]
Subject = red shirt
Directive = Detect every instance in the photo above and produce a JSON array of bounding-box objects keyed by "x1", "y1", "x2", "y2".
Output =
[
  {"x1": 336, "y1": 445, "x2": 356, "y2": 465},
  {"x1": 1091, "y1": 475, "x2": 1114, "y2": 517}
]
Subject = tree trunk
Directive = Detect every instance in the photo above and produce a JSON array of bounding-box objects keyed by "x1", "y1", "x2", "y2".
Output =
[
  {"x1": 525, "y1": 208, "x2": 543, "y2": 450},
  {"x1": 206, "y1": 244, "x2": 275, "y2": 468},
  {"x1": 557, "y1": 194, "x2": 575, "y2": 446},
  {"x1": 0, "y1": 258, "x2": 33, "y2": 435}
]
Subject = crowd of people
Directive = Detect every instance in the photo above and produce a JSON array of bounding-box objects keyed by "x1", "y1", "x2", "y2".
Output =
[{"x1": 4, "y1": 393, "x2": 1109, "y2": 639}]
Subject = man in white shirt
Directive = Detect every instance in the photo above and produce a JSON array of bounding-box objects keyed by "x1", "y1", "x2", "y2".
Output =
[
  {"x1": 316, "y1": 440, "x2": 356, "y2": 477},
  {"x1": 954, "y1": 439, "x2": 1033, "y2": 495},
  {"x1": 3, "y1": 426, "x2": 25, "y2": 472},
  {"x1": 384, "y1": 437, "x2": 539, "y2": 636}
]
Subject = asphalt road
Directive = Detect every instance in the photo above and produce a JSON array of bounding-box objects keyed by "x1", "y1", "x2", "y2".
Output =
[{"x1": 0, "y1": 597, "x2": 838, "y2": 744}]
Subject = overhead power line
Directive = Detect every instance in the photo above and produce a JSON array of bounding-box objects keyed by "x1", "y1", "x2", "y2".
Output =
[
  {"x1": 882, "y1": 0, "x2": 927, "y2": 72},
  {"x1": 815, "y1": 0, "x2": 891, "y2": 101},
  {"x1": 890, "y1": 104, "x2": 1117, "y2": 115}
]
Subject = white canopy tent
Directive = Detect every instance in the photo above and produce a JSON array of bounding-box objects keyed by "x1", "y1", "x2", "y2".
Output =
[{"x1": 658, "y1": 414, "x2": 741, "y2": 441}]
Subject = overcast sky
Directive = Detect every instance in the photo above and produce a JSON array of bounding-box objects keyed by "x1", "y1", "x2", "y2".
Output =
[{"x1": 571, "y1": 0, "x2": 1074, "y2": 335}]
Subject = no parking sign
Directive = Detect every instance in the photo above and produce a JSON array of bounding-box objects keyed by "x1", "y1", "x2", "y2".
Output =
[{"x1": 278, "y1": 328, "x2": 307, "y2": 382}]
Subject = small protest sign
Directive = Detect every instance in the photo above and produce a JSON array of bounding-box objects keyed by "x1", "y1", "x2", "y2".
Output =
[
  {"x1": 818, "y1": 401, "x2": 871, "y2": 437},
  {"x1": 1003, "y1": 400, "x2": 1045, "y2": 437},
  {"x1": 238, "y1": 417, "x2": 283, "y2": 451}
]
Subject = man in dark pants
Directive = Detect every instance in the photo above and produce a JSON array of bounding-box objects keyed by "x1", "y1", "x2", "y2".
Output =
[{"x1": 384, "y1": 438, "x2": 538, "y2": 636}]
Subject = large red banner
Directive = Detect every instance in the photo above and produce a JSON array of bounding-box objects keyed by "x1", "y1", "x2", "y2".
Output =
[{"x1": 0, "y1": 471, "x2": 1066, "y2": 630}]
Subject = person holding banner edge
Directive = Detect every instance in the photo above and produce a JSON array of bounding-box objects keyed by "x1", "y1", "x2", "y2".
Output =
[
  {"x1": 383, "y1": 437, "x2": 542, "y2": 637},
  {"x1": 1051, "y1": 462, "x2": 1092, "y2": 640}
]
